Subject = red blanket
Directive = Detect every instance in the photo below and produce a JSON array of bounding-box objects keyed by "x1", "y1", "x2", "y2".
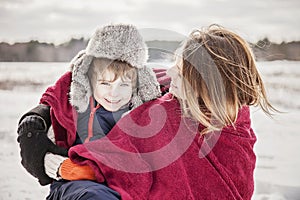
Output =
[
  {"x1": 69, "y1": 93, "x2": 257, "y2": 200},
  {"x1": 39, "y1": 71, "x2": 78, "y2": 148}
]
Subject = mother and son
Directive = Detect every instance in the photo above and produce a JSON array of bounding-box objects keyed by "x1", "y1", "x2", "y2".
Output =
[{"x1": 17, "y1": 23, "x2": 276, "y2": 199}]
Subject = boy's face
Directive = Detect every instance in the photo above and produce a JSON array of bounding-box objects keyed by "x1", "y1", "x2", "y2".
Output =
[{"x1": 94, "y1": 70, "x2": 133, "y2": 112}]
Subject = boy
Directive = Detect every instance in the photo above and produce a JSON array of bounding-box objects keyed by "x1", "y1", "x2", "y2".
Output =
[{"x1": 17, "y1": 24, "x2": 163, "y2": 199}]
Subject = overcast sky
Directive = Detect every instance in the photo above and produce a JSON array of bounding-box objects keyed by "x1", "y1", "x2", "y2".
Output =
[{"x1": 1, "y1": 0, "x2": 299, "y2": 44}]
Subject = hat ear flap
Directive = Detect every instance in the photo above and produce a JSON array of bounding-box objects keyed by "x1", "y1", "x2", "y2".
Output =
[
  {"x1": 69, "y1": 53, "x2": 94, "y2": 113},
  {"x1": 70, "y1": 50, "x2": 86, "y2": 71},
  {"x1": 130, "y1": 66, "x2": 161, "y2": 109},
  {"x1": 130, "y1": 93, "x2": 144, "y2": 109}
]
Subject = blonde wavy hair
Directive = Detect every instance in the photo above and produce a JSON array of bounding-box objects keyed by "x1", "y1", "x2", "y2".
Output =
[{"x1": 178, "y1": 25, "x2": 276, "y2": 133}]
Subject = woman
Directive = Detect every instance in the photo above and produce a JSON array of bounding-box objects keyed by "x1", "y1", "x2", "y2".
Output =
[{"x1": 64, "y1": 24, "x2": 276, "y2": 199}]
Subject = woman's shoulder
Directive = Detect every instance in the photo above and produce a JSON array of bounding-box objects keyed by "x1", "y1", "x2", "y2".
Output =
[
  {"x1": 221, "y1": 106, "x2": 256, "y2": 139},
  {"x1": 126, "y1": 93, "x2": 180, "y2": 121},
  {"x1": 136, "y1": 93, "x2": 178, "y2": 111}
]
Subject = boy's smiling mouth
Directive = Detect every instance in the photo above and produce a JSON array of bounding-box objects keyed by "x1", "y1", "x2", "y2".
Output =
[{"x1": 105, "y1": 98, "x2": 121, "y2": 104}]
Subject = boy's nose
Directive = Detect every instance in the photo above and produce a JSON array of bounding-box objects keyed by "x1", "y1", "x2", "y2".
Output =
[{"x1": 109, "y1": 86, "x2": 120, "y2": 97}]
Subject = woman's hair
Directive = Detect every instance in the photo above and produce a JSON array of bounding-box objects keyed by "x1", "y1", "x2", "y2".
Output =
[
  {"x1": 178, "y1": 24, "x2": 276, "y2": 133},
  {"x1": 88, "y1": 58, "x2": 137, "y2": 92}
]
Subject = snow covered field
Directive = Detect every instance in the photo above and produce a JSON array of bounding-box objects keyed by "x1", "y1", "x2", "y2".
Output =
[{"x1": 0, "y1": 61, "x2": 299, "y2": 200}]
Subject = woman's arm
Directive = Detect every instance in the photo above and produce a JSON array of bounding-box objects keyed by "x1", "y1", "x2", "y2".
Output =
[
  {"x1": 17, "y1": 72, "x2": 72, "y2": 185},
  {"x1": 17, "y1": 104, "x2": 67, "y2": 185}
]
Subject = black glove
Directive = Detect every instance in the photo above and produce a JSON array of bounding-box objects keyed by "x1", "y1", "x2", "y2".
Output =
[{"x1": 17, "y1": 115, "x2": 68, "y2": 185}]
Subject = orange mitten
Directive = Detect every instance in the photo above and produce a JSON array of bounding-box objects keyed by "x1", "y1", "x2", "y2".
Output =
[{"x1": 59, "y1": 158, "x2": 96, "y2": 181}]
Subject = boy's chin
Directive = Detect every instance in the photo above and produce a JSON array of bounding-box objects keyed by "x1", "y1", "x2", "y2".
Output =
[{"x1": 103, "y1": 106, "x2": 120, "y2": 112}]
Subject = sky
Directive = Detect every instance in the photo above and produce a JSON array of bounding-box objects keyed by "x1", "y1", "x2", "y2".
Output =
[{"x1": 0, "y1": 0, "x2": 299, "y2": 44}]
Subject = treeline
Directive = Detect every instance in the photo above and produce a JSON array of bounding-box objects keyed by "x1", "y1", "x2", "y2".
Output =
[
  {"x1": 0, "y1": 38, "x2": 88, "y2": 62},
  {"x1": 0, "y1": 38, "x2": 299, "y2": 62},
  {"x1": 252, "y1": 38, "x2": 300, "y2": 61}
]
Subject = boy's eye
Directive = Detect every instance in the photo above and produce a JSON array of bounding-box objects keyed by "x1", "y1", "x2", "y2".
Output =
[
  {"x1": 120, "y1": 83, "x2": 130, "y2": 87},
  {"x1": 100, "y1": 82, "x2": 110, "y2": 86}
]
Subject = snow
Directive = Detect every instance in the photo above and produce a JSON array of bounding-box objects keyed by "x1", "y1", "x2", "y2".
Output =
[
  {"x1": 0, "y1": 61, "x2": 299, "y2": 200},
  {"x1": 0, "y1": 62, "x2": 67, "y2": 200},
  {"x1": 251, "y1": 61, "x2": 300, "y2": 200}
]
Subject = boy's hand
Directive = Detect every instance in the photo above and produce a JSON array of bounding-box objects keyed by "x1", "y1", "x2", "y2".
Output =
[
  {"x1": 59, "y1": 158, "x2": 96, "y2": 181},
  {"x1": 17, "y1": 115, "x2": 68, "y2": 185}
]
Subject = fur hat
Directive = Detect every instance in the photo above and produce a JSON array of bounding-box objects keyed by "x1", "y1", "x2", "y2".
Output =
[
  {"x1": 69, "y1": 24, "x2": 161, "y2": 113},
  {"x1": 86, "y1": 24, "x2": 148, "y2": 68}
]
